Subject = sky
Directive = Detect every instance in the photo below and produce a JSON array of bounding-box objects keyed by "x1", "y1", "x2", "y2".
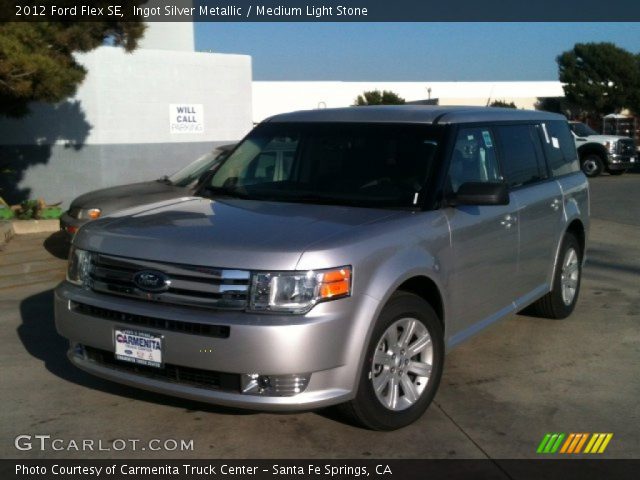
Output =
[{"x1": 195, "y1": 23, "x2": 640, "y2": 81}]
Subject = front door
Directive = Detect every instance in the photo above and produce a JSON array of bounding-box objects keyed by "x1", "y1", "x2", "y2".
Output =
[{"x1": 442, "y1": 126, "x2": 519, "y2": 346}]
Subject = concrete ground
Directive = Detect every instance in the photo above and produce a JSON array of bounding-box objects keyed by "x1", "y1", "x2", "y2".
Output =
[{"x1": 0, "y1": 173, "x2": 638, "y2": 460}]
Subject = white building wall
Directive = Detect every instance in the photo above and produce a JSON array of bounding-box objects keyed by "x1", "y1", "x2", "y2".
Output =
[
  {"x1": 138, "y1": 22, "x2": 195, "y2": 52},
  {"x1": 0, "y1": 46, "x2": 253, "y2": 207},
  {"x1": 252, "y1": 81, "x2": 565, "y2": 123},
  {"x1": 1, "y1": 47, "x2": 253, "y2": 147},
  {"x1": 73, "y1": 47, "x2": 253, "y2": 145}
]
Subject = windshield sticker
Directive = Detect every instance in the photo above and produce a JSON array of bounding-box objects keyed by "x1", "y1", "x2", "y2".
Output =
[
  {"x1": 541, "y1": 123, "x2": 550, "y2": 143},
  {"x1": 482, "y1": 131, "x2": 493, "y2": 148},
  {"x1": 552, "y1": 137, "x2": 560, "y2": 149}
]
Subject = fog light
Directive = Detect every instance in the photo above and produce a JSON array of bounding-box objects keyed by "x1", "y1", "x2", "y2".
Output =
[
  {"x1": 241, "y1": 373, "x2": 311, "y2": 396},
  {"x1": 258, "y1": 375, "x2": 271, "y2": 389},
  {"x1": 72, "y1": 342, "x2": 86, "y2": 358}
]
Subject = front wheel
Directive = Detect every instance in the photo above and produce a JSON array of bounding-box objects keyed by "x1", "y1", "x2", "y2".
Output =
[
  {"x1": 339, "y1": 292, "x2": 444, "y2": 430},
  {"x1": 581, "y1": 154, "x2": 604, "y2": 177}
]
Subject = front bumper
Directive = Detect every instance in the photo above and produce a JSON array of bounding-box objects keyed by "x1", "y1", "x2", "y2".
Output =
[
  {"x1": 54, "y1": 282, "x2": 378, "y2": 411},
  {"x1": 59, "y1": 212, "x2": 87, "y2": 236},
  {"x1": 607, "y1": 153, "x2": 637, "y2": 171}
]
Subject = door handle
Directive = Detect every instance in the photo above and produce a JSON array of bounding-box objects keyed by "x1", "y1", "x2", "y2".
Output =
[
  {"x1": 500, "y1": 214, "x2": 516, "y2": 228},
  {"x1": 550, "y1": 198, "x2": 561, "y2": 211}
]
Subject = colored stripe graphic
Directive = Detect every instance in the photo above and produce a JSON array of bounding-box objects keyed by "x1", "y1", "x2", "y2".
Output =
[
  {"x1": 559, "y1": 433, "x2": 575, "y2": 453},
  {"x1": 539, "y1": 433, "x2": 613, "y2": 454},
  {"x1": 537, "y1": 433, "x2": 565, "y2": 453},
  {"x1": 584, "y1": 433, "x2": 614, "y2": 454},
  {"x1": 565, "y1": 433, "x2": 588, "y2": 454}
]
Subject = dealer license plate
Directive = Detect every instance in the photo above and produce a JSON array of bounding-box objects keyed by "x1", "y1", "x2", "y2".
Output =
[{"x1": 114, "y1": 329, "x2": 163, "y2": 368}]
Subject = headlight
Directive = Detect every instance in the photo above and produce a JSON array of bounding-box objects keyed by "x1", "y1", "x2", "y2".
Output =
[
  {"x1": 604, "y1": 141, "x2": 616, "y2": 154},
  {"x1": 77, "y1": 208, "x2": 101, "y2": 220},
  {"x1": 249, "y1": 266, "x2": 351, "y2": 314},
  {"x1": 66, "y1": 247, "x2": 93, "y2": 288}
]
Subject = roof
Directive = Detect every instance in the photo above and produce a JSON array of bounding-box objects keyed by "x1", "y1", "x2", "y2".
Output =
[{"x1": 265, "y1": 105, "x2": 566, "y2": 125}]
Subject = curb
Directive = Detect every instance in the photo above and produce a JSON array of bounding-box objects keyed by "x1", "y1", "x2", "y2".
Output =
[
  {"x1": 11, "y1": 219, "x2": 60, "y2": 235},
  {"x1": 0, "y1": 221, "x2": 13, "y2": 247},
  {"x1": 0, "y1": 219, "x2": 60, "y2": 246}
]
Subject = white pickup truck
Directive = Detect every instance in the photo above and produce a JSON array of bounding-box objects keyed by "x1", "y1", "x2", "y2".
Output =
[{"x1": 569, "y1": 121, "x2": 637, "y2": 177}]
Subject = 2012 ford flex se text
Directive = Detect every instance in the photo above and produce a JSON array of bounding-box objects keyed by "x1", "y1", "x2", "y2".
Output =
[{"x1": 55, "y1": 106, "x2": 589, "y2": 430}]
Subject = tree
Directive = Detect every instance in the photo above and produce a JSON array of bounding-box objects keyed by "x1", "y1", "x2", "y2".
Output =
[
  {"x1": 535, "y1": 96, "x2": 582, "y2": 119},
  {"x1": 489, "y1": 100, "x2": 517, "y2": 108},
  {"x1": 628, "y1": 54, "x2": 640, "y2": 115},
  {"x1": 0, "y1": 13, "x2": 146, "y2": 117},
  {"x1": 557, "y1": 42, "x2": 640, "y2": 117},
  {"x1": 354, "y1": 90, "x2": 405, "y2": 106}
]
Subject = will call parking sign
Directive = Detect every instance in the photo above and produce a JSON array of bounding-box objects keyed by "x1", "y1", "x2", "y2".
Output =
[{"x1": 170, "y1": 103, "x2": 204, "y2": 134}]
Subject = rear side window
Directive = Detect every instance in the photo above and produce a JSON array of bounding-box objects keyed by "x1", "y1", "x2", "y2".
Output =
[
  {"x1": 496, "y1": 125, "x2": 547, "y2": 188},
  {"x1": 541, "y1": 121, "x2": 580, "y2": 177}
]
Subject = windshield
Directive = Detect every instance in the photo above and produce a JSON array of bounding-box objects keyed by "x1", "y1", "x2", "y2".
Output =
[
  {"x1": 203, "y1": 123, "x2": 442, "y2": 208},
  {"x1": 570, "y1": 122, "x2": 598, "y2": 137},
  {"x1": 167, "y1": 146, "x2": 232, "y2": 187}
]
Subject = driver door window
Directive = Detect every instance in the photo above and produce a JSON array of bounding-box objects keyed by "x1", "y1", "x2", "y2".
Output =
[{"x1": 448, "y1": 128, "x2": 501, "y2": 193}]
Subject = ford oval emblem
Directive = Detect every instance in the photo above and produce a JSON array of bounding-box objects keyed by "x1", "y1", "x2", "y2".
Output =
[{"x1": 133, "y1": 270, "x2": 170, "y2": 293}]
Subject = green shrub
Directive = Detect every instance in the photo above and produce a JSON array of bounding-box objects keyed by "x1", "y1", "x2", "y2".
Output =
[
  {"x1": 0, "y1": 206, "x2": 14, "y2": 220},
  {"x1": 16, "y1": 200, "x2": 39, "y2": 220}
]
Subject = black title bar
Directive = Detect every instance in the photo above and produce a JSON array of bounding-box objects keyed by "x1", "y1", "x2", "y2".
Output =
[
  {"x1": 3, "y1": 0, "x2": 640, "y2": 22},
  {"x1": 2, "y1": 459, "x2": 640, "y2": 480}
]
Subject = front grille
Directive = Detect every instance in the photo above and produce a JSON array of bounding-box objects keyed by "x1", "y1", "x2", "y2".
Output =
[
  {"x1": 89, "y1": 253, "x2": 250, "y2": 310},
  {"x1": 617, "y1": 139, "x2": 636, "y2": 156},
  {"x1": 84, "y1": 346, "x2": 241, "y2": 392},
  {"x1": 74, "y1": 303, "x2": 230, "y2": 338}
]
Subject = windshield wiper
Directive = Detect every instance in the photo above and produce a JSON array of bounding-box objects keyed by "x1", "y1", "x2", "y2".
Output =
[
  {"x1": 157, "y1": 175, "x2": 173, "y2": 185},
  {"x1": 271, "y1": 192, "x2": 387, "y2": 208},
  {"x1": 201, "y1": 185, "x2": 251, "y2": 200}
]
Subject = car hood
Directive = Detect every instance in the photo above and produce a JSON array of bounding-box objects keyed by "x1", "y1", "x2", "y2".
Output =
[
  {"x1": 70, "y1": 181, "x2": 187, "y2": 215},
  {"x1": 580, "y1": 135, "x2": 631, "y2": 143},
  {"x1": 74, "y1": 197, "x2": 404, "y2": 270}
]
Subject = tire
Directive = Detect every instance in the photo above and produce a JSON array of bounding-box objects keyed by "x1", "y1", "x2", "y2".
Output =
[
  {"x1": 581, "y1": 154, "x2": 604, "y2": 177},
  {"x1": 524, "y1": 233, "x2": 582, "y2": 319},
  {"x1": 609, "y1": 169, "x2": 626, "y2": 176},
  {"x1": 339, "y1": 292, "x2": 444, "y2": 430}
]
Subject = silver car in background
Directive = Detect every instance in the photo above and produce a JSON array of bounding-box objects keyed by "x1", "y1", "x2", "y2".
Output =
[
  {"x1": 55, "y1": 107, "x2": 589, "y2": 430},
  {"x1": 59, "y1": 144, "x2": 235, "y2": 235}
]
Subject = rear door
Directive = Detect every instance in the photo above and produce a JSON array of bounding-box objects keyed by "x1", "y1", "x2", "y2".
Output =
[
  {"x1": 442, "y1": 126, "x2": 520, "y2": 344},
  {"x1": 495, "y1": 124, "x2": 563, "y2": 304}
]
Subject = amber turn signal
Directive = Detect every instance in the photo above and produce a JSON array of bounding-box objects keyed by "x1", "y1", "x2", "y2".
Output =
[{"x1": 319, "y1": 267, "x2": 351, "y2": 299}]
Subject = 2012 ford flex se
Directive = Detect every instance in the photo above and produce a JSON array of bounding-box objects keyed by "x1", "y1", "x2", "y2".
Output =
[{"x1": 55, "y1": 106, "x2": 589, "y2": 430}]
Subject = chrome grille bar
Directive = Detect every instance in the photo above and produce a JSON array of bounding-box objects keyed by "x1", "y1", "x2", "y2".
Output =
[
  {"x1": 89, "y1": 253, "x2": 250, "y2": 310},
  {"x1": 617, "y1": 139, "x2": 636, "y2": 155}
]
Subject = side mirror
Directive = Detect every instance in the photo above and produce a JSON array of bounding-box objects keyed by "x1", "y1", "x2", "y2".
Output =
[{"x1": 448, "y1": 182, "x2": 509, "y2": 206}]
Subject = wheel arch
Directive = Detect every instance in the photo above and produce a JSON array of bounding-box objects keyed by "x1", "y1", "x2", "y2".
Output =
[
  {"x1": 396, "y1": 276, "x2": 445, "y2": 333},
  {"x1": 551, "y1": 218, "x2": 586, "y2": 285},
  {"x1": 577, "y1": 143, "x2": 607, "y2": 161},
  {"x1": 566, "y1": 219, "x2": 586, "y2": 256}
]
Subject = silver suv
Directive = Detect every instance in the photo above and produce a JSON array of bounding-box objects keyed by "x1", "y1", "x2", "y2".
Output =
[{"x1": 55, "y1": 107, "x2": 589, "y2": 430}]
